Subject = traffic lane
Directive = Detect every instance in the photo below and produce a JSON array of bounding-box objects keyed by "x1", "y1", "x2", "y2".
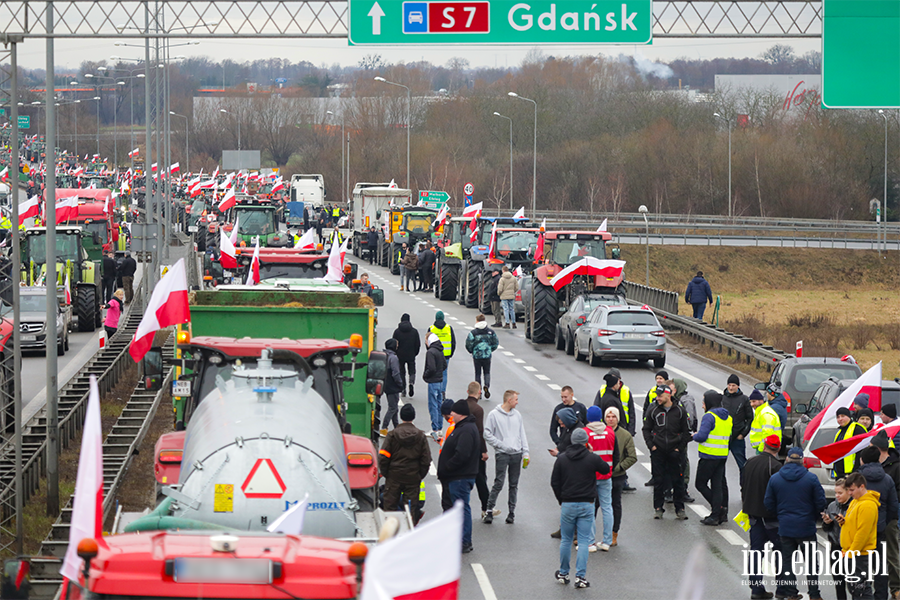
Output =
[{"x1": 365, "y1": 265, "x2": 748, "y2": 599}]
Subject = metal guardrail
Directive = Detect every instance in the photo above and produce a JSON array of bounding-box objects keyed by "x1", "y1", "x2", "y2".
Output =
[{"x1": 624, "y1": 281, "x2": 679, "y2": 314}]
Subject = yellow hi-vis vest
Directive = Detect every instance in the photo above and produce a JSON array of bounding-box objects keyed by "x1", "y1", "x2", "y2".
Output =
[
  {"x1": 600, "y1": 384, "x2": 632, "y2": 424},
  {"x1": 332, "y1": 207, "x2": 340, "y2": 217},
  {"x1": 833, "y1": 421, "x2": 867, "y2": 477},
  {"x1": 430, "y1": 324, "x2": 452, "y2": 357},
  {"x1": 698, "y1": 412, "x2": 733, "y2": 457},
  {"x1": 749, "y1": 402, "x2": 781, "y2": 452}
]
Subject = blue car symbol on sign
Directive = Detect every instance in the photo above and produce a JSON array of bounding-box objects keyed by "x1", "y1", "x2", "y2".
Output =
[{"x1": 403, "y1": 2, "x2": 428, "y2": 33}]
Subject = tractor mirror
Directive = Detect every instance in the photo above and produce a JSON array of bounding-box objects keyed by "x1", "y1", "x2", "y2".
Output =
[
  {"x1": 369, "y1": 288, "x2": 384, "y2": 306},
  {"x1": 610, "y1": 247, "x2": 621, "y2": 260},
  {"x1": 376, "y1": 210, "x2": 382, "y2": 220},
  {"x1": 367, "y1": 351, "x2": 388, "y2": 382},
  {"x1": 141, "y1": 347, "x2": 165, "y2": 392}
]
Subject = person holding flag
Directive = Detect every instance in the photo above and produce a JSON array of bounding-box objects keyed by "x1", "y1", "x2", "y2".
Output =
[{"x1": 833, "y1": 407, "x2": 869, "y2": 480}]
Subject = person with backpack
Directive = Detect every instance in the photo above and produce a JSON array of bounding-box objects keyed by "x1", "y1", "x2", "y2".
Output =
[
  {"x1": 392, "y1": 314, "x2": 420, "y2": 397},
  {"x1": 465, "y1": 314, "x2": 499, "y2": 399},
  {"x1": 379, "y1": 339, "x2": 405, "y2": 436}
]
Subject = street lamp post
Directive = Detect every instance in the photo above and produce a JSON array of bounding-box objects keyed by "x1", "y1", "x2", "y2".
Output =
[
  {"x1": 89, "y1": 95, "x2": 101, "y2": 157},
  {"x1": 326, "y1": 109, "x2": 345, "y2": 202},
  {"x1": 879, "y1": 110, "x2": 888, "y2": 255},
  {"x1": 73, "y1": 100, "x2": 80, "y2": 156},
  {"x1": 375, "y1": 77, "x2": 410, "y2": 189},
  {"x1": 639, "y1": 204, "x2": 649, "y2": 286},
  {"x1": 219, "y1": 108, "x2": 240, "y2": 151},
  {"x1": 170, "y1": 111, "x2": 189, "y2": 173},
  {"x1": 508, "y1": 92, "x2": 537, "y2": 217},
  {"x1": 493, "y1": 112, "x2": 513, "y2": 209},
  {"x1": 713, "y1": 112, "x2": 732, "y2": 219}
]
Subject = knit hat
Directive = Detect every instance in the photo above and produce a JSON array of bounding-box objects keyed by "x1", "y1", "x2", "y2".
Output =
[
  {"x1": 441, "y1": 399, "x2": 454, "y2": 416},
  {"x1": 655, "y1": 385, "x2": 671, "y2": 396},
  {"x1": 385, "y1": 338, "x2": 398, "y2": 351},
  {"x1": 607, "y1": 368, "x2": 622, "y2": 380},
  {"x1": 857, "y1": 407, "x2": 875, "y2": 423},
  {"x1": 854, "y1": 393, "x2": 870, "y2": 409},
  {"x1": 872, "y1": 430, "x2": 891, "y2": 450},
  {"x1": 570, "y1": 428, "x2": 589, "y2": 445},
  {"x1": 703, "y1": 390, "x2": 723, "y2": 410},
  {"x1": 727, "y1": 374, "x2": 740, "y2": 386},
  {"x1": 586, "y1": 406, "x2": 603, "y2": 422},
  {"x1": 836, "y1": 407, "x2": 852, "y2": 419},
  {"x1": 656, "y1": 370, "x2": 669, "y2": 380},
  {"x1": 401, "y1": 313, "x2": 411, "y2": 323},
  {"x1": 748, "y1": 389, "x2": 765, "y2": 401},
  {"x1": 400, "y1": 404, "x2": 416, "y2": 422},
  {"x1": 786, "y1": 447, "x2": 803, "y2": 460},
  {"x1": 603, "y1": 373, "x2": 620, "y2": 387},
  {"x1": 451, "y1": 399, "x2": 470, "y2": 416},
  {"x1": 764, "y1": 435, "x2": 781, "y2": 450},
  {"x1": 881, "y1": 404, "x2": 898, "y2": 419},
  {"x1": 435, "y1": 310, "x2": 445, "y2": 321},
  {"x1": 556, "y1": 407, "x2": 577, "y2": 428},
  {"x1": 604, "y1": 407, "x2": 619, "y2": 420}
]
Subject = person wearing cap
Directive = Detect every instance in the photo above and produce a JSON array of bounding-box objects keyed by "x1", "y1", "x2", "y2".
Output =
[
  {"x1": 483, "y1": 390, "x2": 530, "y2": 525},
  {"x1": 438, "y1": 399, "x2": 457, "y2": 511},
  {"x1": 550, "y1": 427, "x2": 611, "y2": 590},
  {"x1": 841, "y1": 472, "x2": 880, "y2": 600},
  {"x1": 879, "y1": 404, "x2": 900, "y2": 447},
  {"x1": 722, "y1": 374, "x2": 753, "y2": 474},
  {"x1": 765, "y1": 384, "x2": 789, "y2": 441},
  {"x1": 764, "y1": 446, "x2": 828, "y2": 600},
  {"x1": 423, "y1": 332, "x2": 448, "y2": 441},
  {"x1": 743, "y1": 434, "x2": 788, "y2": 600},
  {"x1": 693, "y1": 390, "x2": 732, "y2": 526},
  {"x1": 593, "y1": 368, "x2": 635, "y2": 435},
  {"x1": 605, "y1": 406, "x2": 636, "y2": 547},
  {"x1": 870, "y1": 431, "x2": 900, "y2": 598},
  {"x1": 550, "y1": 386, "x2": 588, "y2": 446},
  {"x1": 642, "y1": 385, "x2": 692, "y2": 520},
  {"x1": 859, "y1": 445, "x2": 899, "y2": 600},
  {"x1": 749, "y1": 389, "x2": 782, "y2": 454},
  {"x1": 437, "y1": 399, "x2": 481, "y2": 553},
  {"x1": 429, "y1": 310, "x2": 456, "y2": 399},
  {"x1": 379, "y1": 338, "x2": 405, "y2": 436},
  {"x1": 379, "y1": 404, "x2": 432, "y2": 525},
  {"x1": 583, "y1": 405, "x2": 618, "y2": 551},
  {"x1": 833, "y1": 407, "x2": 867, "y2": 480},
  {"x1": 685, "y1": 270, "x2": 713, "y2": 320},
  {"x1": 642, "y1": 370, "x2": 670, "y2": 488}
]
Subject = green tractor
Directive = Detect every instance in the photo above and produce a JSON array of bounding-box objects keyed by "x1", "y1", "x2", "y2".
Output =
[
  {"x1": 21, "y1": 226, "x2": 103, "y2": 332},
  {"x1": 230, "y1": 199, "x2": 292, "y2": 248}
]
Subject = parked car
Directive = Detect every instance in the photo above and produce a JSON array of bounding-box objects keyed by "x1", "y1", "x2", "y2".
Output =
[
  {"x1": 18, "y1": 287, "x2": 71, "y2": 356},
  {"x1": 799, "y1": 378, "x2": 900, "y2": 499},
  {"x1": 556, "y1": 293, "x2": 626, "y2": 355},
  {"x1": 573, "y1": 304, "x2": 666, "y2": 368},
  {"x1": 755, "y1": 356, "x2": 863, "y2": 444}
]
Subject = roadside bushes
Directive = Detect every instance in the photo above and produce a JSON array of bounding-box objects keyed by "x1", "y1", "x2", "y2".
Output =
[{"x1": 725, "y1": 311, "x2": 888, "y2": 356}]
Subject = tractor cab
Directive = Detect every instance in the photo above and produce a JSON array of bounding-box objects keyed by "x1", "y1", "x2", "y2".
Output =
[
  {"x1": 231, "y1": 199, "x2": 291, "y2": 248},
  {"x1": 546, "y1": 231, "x2": 617, "y2": 266}
]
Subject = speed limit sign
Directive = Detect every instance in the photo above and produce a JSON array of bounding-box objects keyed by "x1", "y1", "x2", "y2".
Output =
[{"x1": 464, "y1": 182, "x2": 474, "y2": 196}]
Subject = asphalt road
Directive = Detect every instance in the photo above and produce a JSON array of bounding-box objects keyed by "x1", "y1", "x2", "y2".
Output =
[{"x1": 358, "y1": 258, "x2": 778, "y2": 600}]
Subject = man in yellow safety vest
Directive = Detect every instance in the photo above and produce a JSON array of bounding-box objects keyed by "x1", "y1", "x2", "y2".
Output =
[
  {"x1": 429, "y1": 310, "x2": 456, "y2": 399},
  {"x1": 693, "y1": 390, "x2": 733, "y2": 526},
  {"x1": 748, "y1": 389, "x2": 781, "y2": 454},
  {"x1": 833, "y1": 407, "x2": 867, "y2": 479},
  {"x1": 594, "y1": 367, "x2": 635, "y2": 435}
]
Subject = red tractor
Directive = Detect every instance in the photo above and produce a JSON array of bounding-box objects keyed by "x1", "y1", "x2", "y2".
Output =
[{"x1": 525, "y1": 230, "x2": 624, "y2": 344}]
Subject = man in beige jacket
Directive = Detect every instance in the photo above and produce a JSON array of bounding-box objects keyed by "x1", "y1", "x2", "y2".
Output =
[{"x1": 497, "y1": 266, "x2": 518, "y2": 329}]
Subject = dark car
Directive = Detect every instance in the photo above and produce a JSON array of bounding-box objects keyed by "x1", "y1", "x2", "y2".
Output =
[
  {"x1": 556, "y1": 293, "x2": 626, "y2": 355},
  {"x1": 756, "y1": 357, "x2": 863, "y2": 444}
]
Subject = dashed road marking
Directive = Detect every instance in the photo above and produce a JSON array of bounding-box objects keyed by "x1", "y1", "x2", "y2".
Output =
[
  {"x1": 466, "y1": 326, "x2": 474, "y2": 330},
  {"x1": 502, "y1": 351, "x2": 515, "y2": 356},
  {"x1": 641, "y1": 462, "x2": 652, "y2": 471},
  {"x1": 688, "y1": 504, "x2": 708, "y2": 517},
  {"x1": 471, "y1": 564, "x2": 498, "y2": 600},
  {"x1": 535, "y1": 375, "x2": 550, "y2": 381},
  {"x1": 548, "y1": 384, "x2": 562, "y2": 391},
  {"x1": 665, "y1": 365, "x2": 718, "y2": 394},
  {"x1": 523, "y1": 366, "x2": 537, "y2": 372},
  {"x1": 512, "y1": 358, "x2": 525, "y2": 364},
  {"x1": 497, "y1": 345, "x2": 504, "y2": 350},
  {"x1": 435, "y1": 483, "x2": 443, "y2": 496},
  {"x1": 717, "y1": 529, "x2": 746, "y2": 546},
  {"x1": 635, "y1": 449, "x2": 644, "y2": 456},
  {"x1": 429, "y1": 463, "x2": 437, "y2": 477}
]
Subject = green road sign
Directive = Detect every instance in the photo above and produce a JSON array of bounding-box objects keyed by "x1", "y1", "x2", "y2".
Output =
[
  {"x1": 823, "y1": 0, "x2": 900, "y2": 109},
  {"x1": 0, "y1": 108, "x2": 5, "y2": 116},
  {"x1": 419, "y1": 190, "x2": 450, "y2": 208},
  {"x1": 349, "y1": 0, "x2": 651, "y2": 45},
  {"x1": 17, "y1": 115, "x2": 30, "y2": 129}
]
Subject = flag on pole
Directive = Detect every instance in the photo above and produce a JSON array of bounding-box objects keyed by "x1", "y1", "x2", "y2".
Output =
[
  {"x1": 220, "y1": 229, "x2": 237, "y2": 269},
  {"x1": 245, "y1": 240, "x2": 261, "y2": 286},
  {"x1": 359, "y1": 501, "x2": 463, "y2": 600},
  {"x1": 270, "y1": 177, "x2": 285, "y2": 193},
  {"x1": 597, "y1": 218, "x2": 608, "y2": 232},
  {"x1": 169, "y1": 162, "x2": 180, "y2": 174},
  {"x1": 127, "y1": 148, "x2": 139, "y2": 157},
  {"x1": 218, "y1": 188, "x2": 236, "y2": 212},
  {"x1": 487, "y1": 222, "x2": 498, "y2": 259},
  {"x1": 129, "y1": 258, "x2": 191, "y2": 362},
  {"x1": 433, "y1": 205, "x2": 449, "y2": 229},
  {"x1": 60, "y1": 375, "x2": 105, "y2": 582},
  {"x1": 64, "y1": 273, "x2": 72, "y2": 305},
  {"x1": 150, "y1": 162, "x2": 158, "y2": 172},
  {"x1": 294, "y1": 227, "x2": 316, "y2": 250},
  {"x1": 230, "y1": 218, "x2": 240, "y2": 245},
  {"x1": 512, "y1": 206, "x2": 525, "y2": 219},
  {"x1": 18, "y1": 196, "x2": 41, "y2": 225},
  {"x1": 267, "y1": 494, "x2": 309, "y2": 535},
  {"x1": 803, "y1": 362, "x2": 883, "y2": 442},
  {"x1": 812, "y1": 422, "x2": 900, "y2": 466},
  {"x1": 55, "y1": 197, "x2": 79, "y2": 224},
  {"x1": 0, "y1": 166, "x2": 8, "y2": 182},
  {"x1": 462, "y1": 202, "x2": 483, "y2": 218},
  {"x1": 550, "y1": 258, "x2": 626, "y2": 292},
  {"x1": 323, "y1": 237, "x2": 348, "y2": 282}
]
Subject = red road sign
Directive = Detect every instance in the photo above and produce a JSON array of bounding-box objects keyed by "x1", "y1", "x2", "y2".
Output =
[{"x1": 241, "y1": 458, "x2": 287, "y2": 498}]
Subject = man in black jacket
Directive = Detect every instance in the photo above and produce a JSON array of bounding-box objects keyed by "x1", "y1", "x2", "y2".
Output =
[
  {"x1": 379, "y1": 404, "x2": 431, "y2": 525},
  {"x1": 487, "y1": 270, "x2": 502, "y2": 326},
  {"x1": 366, "y1": 227, "x2": 378, "y2": 264},
  {"x1": 437, "y1": 400, "x2": 481, "y2": 553},
  {"x1": 550, "y1": 386, "x2": 587, "y2": 445},
  {"x1": 722, "y1": 374, "x2": 753, "y2": 475},
  {"x1": 550, "y1": 428, "x2": 610, "y2": 589},
  {"x1": 643, "y1": 386, "x2": 692, "y2": 520},
  {"x1": 742, "y1": 434, "x2": 785, "y2": 600},
  {"x1": 102, "y1": 251, "x2": 118, "y2": 303},
  {"x1": 379, "y1": 339, "x2": 404, "y2": 435},
  {"x1": 119, "y1": 252, "x2": 137, "y2": 303},
  {"x1": 420, "y1": 245, "x2": 436, "y2": 291},
  {"x1": 392, "y1": 313, "x2": 420, "y2": 397},
  {"x1": 423, "y1": 333, "x2": 447, "y2": 441}
]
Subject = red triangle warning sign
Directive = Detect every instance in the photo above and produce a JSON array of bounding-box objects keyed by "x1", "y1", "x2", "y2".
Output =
[{"x1": 241, "y1": 458, "x2": 287, "y2": 498}]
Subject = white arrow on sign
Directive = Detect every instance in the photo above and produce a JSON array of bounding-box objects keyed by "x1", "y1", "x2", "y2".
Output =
[{"x1": 368, "y1": 1, "x2": 385, "y2": 35}]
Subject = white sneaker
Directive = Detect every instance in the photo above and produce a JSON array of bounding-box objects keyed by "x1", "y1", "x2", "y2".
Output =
[
  {"x1": 492, "y1": 509, "x2": 501, "y2": 516},
  {"x1": 598, "y1": 543, "x2": 610, "y2": 552},
  {"x1": 581, "y1": 544, "x2": 597, "y2": 553}
]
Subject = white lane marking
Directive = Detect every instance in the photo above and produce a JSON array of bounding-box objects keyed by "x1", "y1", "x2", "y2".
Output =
[
  {"x1": 466, "y1": 326, "x2": 474, "y2": 330},
  {"x1": 688, "y1": 504, "x2": 708, "y2": 517},
  {"x1": 548, "y1": 384, "x2": 562, "y2": 391},
  {"x1": 429, "y1": 463, "x2": 437, "y2": 477},
  {"x1": 535, "y1": 375, "x2": 550, "y2": 381},
  {"x1": 666, "y1": 365, "x2": 719, "y2": 393},
  {"x1": 435, "y1": 483, "x2": 443, "y2": 496},
  {"x1": 817, "y1": 534, "x2": 829, "y2": 547},
  {"x1": 502, "y1": 351, "x2": 515, "y2": 356},
  {"x1": 717, "y1": 529, "x2": 746, "y2": 546},
  {"x1": 641, "y1": 462, "x2": 652, "y2": 471},
  {"x1": 512, "y1": 359, "x2": 525, "y2": 364},
  {"x1": 426, "y1": 303, "x2": 435, "y2": 308},
  {"x1": 471, "y1": 564, "x2": 498, "y2": 600},
  {"x1": 523, "y1": 366, "x2": 537, "y2": 372},
  {"x1": 635, "y1": 448, "x2": 644, "y2": 456},
  {"x1": 497, "y1": 345, "x2": 504, "y2": 350}
]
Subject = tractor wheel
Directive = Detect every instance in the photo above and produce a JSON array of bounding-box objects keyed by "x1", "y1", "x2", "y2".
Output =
[
  {"x1": 439, "y1": 263, "x2": 458, "y2": 301},
  {"x1": 196, "y1": 230, "x2": 206, "y2": 252},
  {"x1": 530, "y1": 281, "x2": 557, "y2": 344},
  {"x1": 457, "y1": 263, "x2": 467, "y2": 306},
  {"x1": 380, "y1": 240, "x2": 390, "y2": 267},
  {"x1": 479, "y1": 274, "x2": 492, "y2": 315},
  {"x1": 555, "y1": 325, "x2": 566, "y2": 350},
  {"x1": 205, "y1": 229, "x2": 217, "y2": 251},
  {"x1": 76, "y1": 286, "x2": 98, "y2": 333},
  {"x1": 390, "y1": 243, "x2": 400, "y2": 275},
  {"x1": 465, "y1": 263, "x2": 481, "y2": 308}
]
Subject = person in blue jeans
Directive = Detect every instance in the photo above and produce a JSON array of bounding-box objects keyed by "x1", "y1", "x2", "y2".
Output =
[
  {"x1": 437, "y1": 400, "x2": 482, "y2": 553},
  {"x1": 422, "y1": 332, "x2": 447, "y2": 442},
  {"x1": 684, "y1": 270, "x2": 713, "y2": 320},
  {"x1": 429, "y1": 311, "x2": 456, "y2": 400},
  {"x1": 550, "y1": 428, "x2": 611, "y2": 589}
]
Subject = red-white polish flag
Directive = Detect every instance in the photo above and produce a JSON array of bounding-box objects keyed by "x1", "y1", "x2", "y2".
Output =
[
  {"x1": 220, "y1": 229, "x2": 237, "y2": 269},
  {"x1": 245, "y1": 240, "x2": 261, "y2": 286},
  {"x1": 150, "y1": 162, "x2": 158, "y2": 172},
  {"x1": 433, "y1": 204, "x2": 448, "y2": 228},
  {"x1": 360, "y1": 501, "x2": 462, "y2": 600},
  {"x1": 323, "y1": 237, "x2": 348, "y2": 282},
  {"x1": 512, "y1": 206, "x2": 525, "y2": 219},
  {"x1": 19, "y1": 196, "x2": 41, "y2": 225},
  {"x1": 294, "y1": 227, "x2": 316, "y2": 250},
  {"x1": 804, "y1": 362, "x2": 883, "y2": 442},
  {"x1": 127, "y1": 148, "x2": 139, "y2": 157},
  {"x1": 270, "y1": 177, "x2": 285, "y2": 193},
  {"x1": 462, "y1": 202, "x2": 483, "y2": 218},
  {"x1": 218, "y1": 188, "x2": 236, "y2": 212},
  {"x1": 551, "y1": 257, "x2": 626, "y2": 291},
  {"x1": 597, "y1": 218, "x2": 608, "y2": 233},
  {"x1": 0, "y1": 166, "x2": 8, "y2": 183},
  {"x1": 169, "y1": 162, "x2": 180, "y2": 174},
  {"x1": 60, "y1": 375, "x2": 105, "y2": 582},
  {"x1": 812, "y1": 421, "x2": 900, "y2": 466},
  {"x1": 129, "y1": 258, "x2": 191, "y2": 361},
  {"x1": 56, "y1": 197, "x2": 80, "y2": 224}
]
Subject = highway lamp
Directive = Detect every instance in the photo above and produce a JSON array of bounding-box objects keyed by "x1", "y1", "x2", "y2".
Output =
[
  {"x1": 327, "y1": 109, "x2": 346, "y2": 202},
  {"x1": 31, "y1": 101, "x2": 43, "y2": 140},
  {"x1": 639, "y1": 204, "x2": 650, "y2": 286},
  {"x1": 73, "y1": 100, "x2": 81, "y2": 156},
  {"x1": 508, "y1": 92, "x2": 537, "y2": 217},
  {"x1": 713, "y1": 112, "x2": 733, "y2": 219},
  {"x1": 92, "y1": 96, "x2": 101, "y2": 157},
  {"x1": 219, "y1": 108, "x2": 240, "y2": 151},
  {"x1": 879, "y1": 110, "x2": 888, "y2": 255},
  {"x1": 375, "y1": 76, "x2": 410, "y2": 189},
  {"x1": 493, "y1": 112, "x2": 513, "y2": 209}
]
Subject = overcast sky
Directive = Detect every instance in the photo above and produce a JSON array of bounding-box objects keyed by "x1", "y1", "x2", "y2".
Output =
[{"x1": 14, "y1": 36, "x2": 822, "y2": 75}]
